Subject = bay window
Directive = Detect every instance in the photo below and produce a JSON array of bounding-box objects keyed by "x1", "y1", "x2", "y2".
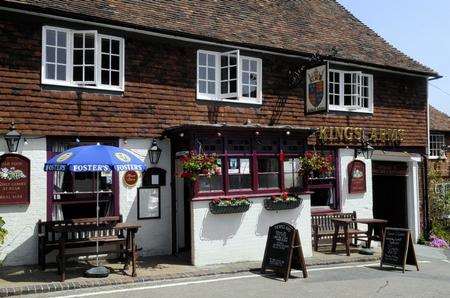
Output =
[
  {"x1": 429, "y1": 133, "x2": 445, "y2": 158},
  {"x1": 197, "y1": 50, "x2": 262, "y2": 104},
  {"x1": 42, "y1": 26, "x2": 124, "y2": 91},
  {"x1": 328, "y1": 69, "x2": 373, "y2": 113}
]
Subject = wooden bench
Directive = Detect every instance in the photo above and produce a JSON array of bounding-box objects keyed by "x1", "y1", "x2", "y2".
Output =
[
  {"x1": 311, "y1": 212, "x2": 367, "y2": 251},
  {"x1": 37, "y1": 216, "x2": 128, "y2": 281}
]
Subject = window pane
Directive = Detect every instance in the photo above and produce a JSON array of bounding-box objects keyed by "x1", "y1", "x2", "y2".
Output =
[
  {"x1": 85, "y1": 66, "x2": 95, "y2": 82},
  {"x1": 102, "y1": 38, "x2": 110, "y2": 53},
  {"x1": 250, "y1": 73, "x2": 257, "y2": 85},
  {"x1": 311, "y1": 188, "x2": 334, "y2": 207},
  {"x1": 250, "y1": 60, "x2": 257, "y2": 72},
  {"x1": 221, "y1": 81, "x2": 227, "y2": 94},
  {"x1": 111, "y1": 40, "x2": 120, "y2": 54},
  {"x1": 111, "y1": 71, "x2": 119, "y2": 86},
  {"x1": 73, "y1": 66, "x2": 83, "y2": 81},
  {"x1": 101, "y1": 54, "x2": 110, "y2": 69},
  {"x1": 101, "y1": 70, "x2": 109, "y2": 84},
  {"x1": 57, "y1": 48, "x2": 66, "y2": 64},
  {"x1": 73, "y1": 34, "x2": 83, "y2": 48},
  {"x1": 56, "y1": 65, "x2": 66, "y2": 80},
  {"x1": 242, "y1": 59, "x2": 249, "y2": 71},
  {"x1": 283, "y1": 159, "x2": 300, "y2": 190},
  {"x1": 57, "y1": 31, "x2": 66, "y2": 47},
  {"x1": 227, "y1": 139, "x2": 251, "y2": 153},
  {"x1": 230, "y1": 66, "x2": 237, "y2": 79},
  {"x1": 199, "y1": 53, "x2": 207, "y2": 66},
  {"x1": 111, "y1": 55, "x2": 120, "y2": 70},
  {"x1": 199, "y1": 176, "x2": 223, "y2": 192},
  {"x1": 199, "y1": 67, "x2": 206, "y2": 80},
  {"x1": 258, "y1": 158, "x2": 279, "y2": 189},
  {"x1": 73, "y1": 50, "x2": 83, "y2": 65},
  {"x1": 46, "y1": 29, "x2": 56, "y2": 46},
  {"x1": 208, "y1": 67, "x2": 215, "y2": 80},
  {"x1": 46, "y1": 63, "x2": 55, "y2": 79},
  {"x1": 221, "y1": 67, "x2": 228, "y2": 80},
  {"x1": 46, "y1": 46, "x2": 55, "y2": 62},
  {"x1": 199, "y1": 80, "x2": 207, "y2": 93},
  {"x1": 242, "y1": 85, "x2": 249, "y2": 97},
  {"x1": 242, "y1": 72, "x2": 249, "y2": 84},
  {"x1": 85, "y1": 50, "x2": 95, "y2": 64},
  {"x1": 207, "y1": 81, "x2": 215, "y2": 94},
  {"x1": 228, "y1": 158, "x2": 251, "y2": 190},
  {"x1": 250, "y1": 86, "x2": 257, "y2": 98},
  {"x1": 85, "y1": 34, "x2": 95, "y2": 48},
  {"x1": 207, "y1": 54, "x2": 215, "y2": 66},
  {"x1": 230, "y1": 80, "x2": 237, "y2": 93}
]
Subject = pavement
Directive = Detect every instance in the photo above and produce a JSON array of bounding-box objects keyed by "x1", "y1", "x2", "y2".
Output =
[
  {"x1": 0, "y1": 245, "x2": 381, "y2": 296},
  {"x1": 24, "y1": 245, "x2": 450, "y2": 298}
]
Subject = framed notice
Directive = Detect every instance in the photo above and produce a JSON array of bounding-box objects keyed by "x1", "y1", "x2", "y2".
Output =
[
  {"x1": 348, "y1": 160, "x2": 366, "y2": 194},
  {"x1": 306, "y1": 63, "x2": 328, "y2": 114},
  {"x1": 137, "y1": 187, "x2": 160, "y2": 219},
  {"x1": 0, "y1": 154, "x2": 30, "y2": 205}
]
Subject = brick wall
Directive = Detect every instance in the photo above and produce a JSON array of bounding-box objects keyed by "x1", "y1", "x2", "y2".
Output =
[{"x1": 0, "y1": 13, "x2": 428, "y2": 151}]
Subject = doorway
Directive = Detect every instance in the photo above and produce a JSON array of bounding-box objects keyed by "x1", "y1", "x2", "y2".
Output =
[
  {"x1": 372, "y1": 161, "x2": 408, "y2": 231},
  {"x1": 174, "y1": 159, "x2": 191, "y2": 259}
]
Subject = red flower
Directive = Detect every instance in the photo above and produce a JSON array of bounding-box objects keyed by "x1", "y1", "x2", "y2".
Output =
[
  {"x1": 326, "y1": 154, "x2": 333, "y2": 163},
  {"x1": 305, "y1": 151, "x2": 314, "y2": 159},
  {"x1": 212, "y1": 198, "x2": 221, "y2": 204}
]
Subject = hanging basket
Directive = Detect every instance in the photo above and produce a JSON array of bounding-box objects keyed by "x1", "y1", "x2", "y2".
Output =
[
  {"x1": 209, "y1": 202, "x2": 250, "y2": 214},
  {"x1": 264, "y1": 197, "x2": 302, "y2": 211}
]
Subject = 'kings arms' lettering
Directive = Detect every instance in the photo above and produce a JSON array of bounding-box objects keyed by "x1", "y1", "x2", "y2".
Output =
[{"x1": 318, "y1": 126, "x2": 405, "y2": 144}]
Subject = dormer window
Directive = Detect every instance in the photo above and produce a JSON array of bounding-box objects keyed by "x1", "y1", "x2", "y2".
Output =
[
  {"x1": 328, "y1": 69, "x2": 373, "y2": 113},
  {"x1": 197, "y1": 50, "x2": 262, "y2": 105},
  {"x1": 42, "y1": 26, "x2": 124, "y2": 91}
]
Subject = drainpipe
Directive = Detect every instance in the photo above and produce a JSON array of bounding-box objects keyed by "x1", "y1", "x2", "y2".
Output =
[{"x1": 421, "y1": 154, "x2": 431, "y2": 239}]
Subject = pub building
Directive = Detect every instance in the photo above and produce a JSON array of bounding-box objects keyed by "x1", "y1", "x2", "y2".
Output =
[{"x1": 0, "y1": 1, "x2": 439, "y2": 267}]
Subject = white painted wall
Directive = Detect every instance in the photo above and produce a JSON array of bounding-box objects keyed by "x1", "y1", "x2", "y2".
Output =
[
  {"x1": 0, "y1": 137, "x2": 47, "y2": 266},
  {"x1": 191, "y1": 194, "x2": 312, "y2": 266},
  {"x1": 119, "y1": 138, "x2": 172, "y2": 257},
  {"x1": 338, "y1": 148, "x2": 373, "y2": 221}
]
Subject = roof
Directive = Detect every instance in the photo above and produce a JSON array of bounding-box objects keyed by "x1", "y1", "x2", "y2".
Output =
[
  {"x1": 430, "y1": 105, "x2": 450, "y2": 132},
  {"x1": 2, "y1": 0, "x2": 438, "y2": 76}
]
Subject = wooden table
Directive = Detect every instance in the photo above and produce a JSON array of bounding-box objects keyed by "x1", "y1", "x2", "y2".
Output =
[
  {"x1": 354, "y1": 218, "x2": 387, "y2": 248},
  {"x1": 331, "y1": 218, "x2": 387, "y2": 256},
  {"x1": 114, "y1": 223, "x2": 141, "y2": 277}
]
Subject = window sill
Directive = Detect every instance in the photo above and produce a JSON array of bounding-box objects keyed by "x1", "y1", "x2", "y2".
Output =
[
  {"x1": 328, "y1": 105, "x2": 373, "y2": 114},
  {"x1": 42, "y1": 81, "x2": 124, "y2": 93},
  {"x1": 192, "y1": 190, "x2": 311, "y2": 201},
  {"x1": 428, "y1": 156, "x2": 447, "y2": 160},
  {"x1": 197, "y1": 96, "x2": 262, "y2": 106}
]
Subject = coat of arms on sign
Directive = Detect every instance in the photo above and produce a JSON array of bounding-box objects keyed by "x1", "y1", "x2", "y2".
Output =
[{"x1": 306, "y1": 63, "x2": 328, "y2": 114}]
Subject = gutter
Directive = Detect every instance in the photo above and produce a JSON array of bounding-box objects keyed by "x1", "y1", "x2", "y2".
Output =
[{"x1": 0, "y1": 5, "x2": 440, "y2": 79}]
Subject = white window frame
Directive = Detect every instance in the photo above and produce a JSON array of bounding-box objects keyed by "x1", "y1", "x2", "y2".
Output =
[
  {"x1": 429, "y1": 133, "x2": 446, "y2": 159},
  {"x1": 328, "y1": 69, "x2": 373, "y2": 113},
  {"x1": 42, "y1": 26, "x2": 125, "y2": 91},
  {"x1": 197, "y1": 49, "x2": 262, "y2": 105}
]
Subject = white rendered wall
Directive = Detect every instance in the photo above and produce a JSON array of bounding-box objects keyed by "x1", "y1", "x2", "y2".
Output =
[
  {"x1": 338, "y1": 148, "x2": 373, "y2": 221},
  {"x1": 191, "y1": 195, "x2": 312, "y2": 266},
  {"x1": 0, "y1": 137, "x2": 47, "y2": 266},
  {"x1": 119, "y1": 138, "x2": 172, "y2": 257}
]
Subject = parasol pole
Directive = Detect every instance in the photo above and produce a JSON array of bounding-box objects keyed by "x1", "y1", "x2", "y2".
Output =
[{"x1": 96, "y1": 171, "x2": 100, "y2": 267}]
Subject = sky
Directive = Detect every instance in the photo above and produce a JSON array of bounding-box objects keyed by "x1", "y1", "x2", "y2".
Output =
[{"x1": 337, "y1": 0, "x2": 450, "y2": 115}]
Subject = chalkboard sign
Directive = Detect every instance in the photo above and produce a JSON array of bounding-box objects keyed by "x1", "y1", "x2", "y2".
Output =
[
  {"x1": 380, "y1": 228, "x2": 419, "y2": 273},
  {"x1": 261, "y1": 222, "x2": 307, "y2": 281}
]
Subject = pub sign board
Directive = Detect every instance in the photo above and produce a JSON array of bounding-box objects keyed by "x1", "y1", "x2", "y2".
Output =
[
  {"x1": 0, "y1": 154, "x2": 30, "y2": 205},
  {"x1": 348, "y1": 160, "x2": 366, "y2": 194},
  {"x1": 380, "y1": 228, "x2": 419, "y2": 273},
  {"x1": 306, "y1": 63, "x2": 328, "y2": 114},
  {"x1": 261, "y1": 222, "x2": 307, "y2": 281}
]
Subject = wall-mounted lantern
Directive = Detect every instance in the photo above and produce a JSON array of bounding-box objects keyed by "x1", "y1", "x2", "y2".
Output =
[
  {"x1": 148, "y1": 139, "x2": 162, "y2": 165},
  {"x1": 354, "y1": 140, "x2": 375, "y2": 160},
  {"x1": 4, "y1": 122, "x2": 22, "y2": 153}
]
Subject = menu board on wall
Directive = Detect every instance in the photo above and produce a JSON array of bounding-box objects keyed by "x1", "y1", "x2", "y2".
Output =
[
  {"x1": 348, "y1": 160, "x2": 366, "y2": 194},
  {"x1": 0, "y1": 154, "x2": 30, "y2": 205},
  {"x1": 137, "y1": 187, "x2": 160, "y2": 219}
]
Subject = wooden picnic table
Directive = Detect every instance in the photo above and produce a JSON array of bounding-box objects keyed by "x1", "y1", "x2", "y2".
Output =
[
  {"x1": 331, "y1": 218, "x2": 387, "y2": 256},
  {"x1": 54, "y1": 221, "x2": 141, "y2": 281}
]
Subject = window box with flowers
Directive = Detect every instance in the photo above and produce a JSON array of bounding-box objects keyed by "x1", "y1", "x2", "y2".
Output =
[
  {"x1": 179, "y1": 151, "x2": 221, "y2": 181},
  {"x1": 209, "y1": 196, "x2": 252, "y2": 214},
  {"x1": 298, "y1": 151, "x2": 334, "y2": 190},
  {"x1": 264, "y1": 192, "x2": 302, "y2": 211}
]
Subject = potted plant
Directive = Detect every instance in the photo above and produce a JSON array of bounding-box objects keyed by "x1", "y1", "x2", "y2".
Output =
[
  {"x1": 264, "y1": 192, "x2": 302, "y2": 211},
  {"x1": 298, "y1": 151, "x2": 334, "y2": 189},
  {"x1": 209, "y1": 196, "x2": 252, "y2": 214},
  {"x1": 179, "y1": 151, "x2": 221, "y2": 181}
]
